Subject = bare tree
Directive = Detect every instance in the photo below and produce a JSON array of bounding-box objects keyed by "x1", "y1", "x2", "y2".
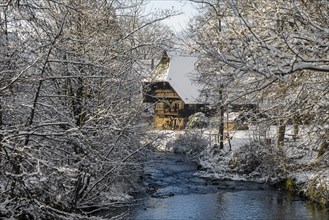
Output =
[
  {"x1": 0, "y1": 0, "x2": 176, "y2": 218},
  {"x1": 186, "y1": 0, "x2": 328, "y2": 155}
]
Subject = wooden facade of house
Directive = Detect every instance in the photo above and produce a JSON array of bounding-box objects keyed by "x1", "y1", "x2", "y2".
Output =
[
  {"x1": 143, "y1": 81, "x2": 207, "y2": 130},
  {"x1": 142, "y1": 54, "x2": 208, "y2": 130}
]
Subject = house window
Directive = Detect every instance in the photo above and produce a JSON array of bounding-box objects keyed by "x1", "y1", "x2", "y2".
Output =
[{"x1": 174, "y1": 103, "x2": 178, "y2": 110}]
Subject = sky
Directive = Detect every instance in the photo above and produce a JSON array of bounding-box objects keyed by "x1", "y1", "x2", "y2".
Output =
[{"x1": 146, "y1": 0, "x2": 198, "y2": 32}]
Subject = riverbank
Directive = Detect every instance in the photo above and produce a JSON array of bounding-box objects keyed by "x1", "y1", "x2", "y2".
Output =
[
  {"x1": 150, "y1": 129, "x2": 329, "y2": 209},
  {"x1": 131, "y1": 151, "x2": 327, "y2": 220}
]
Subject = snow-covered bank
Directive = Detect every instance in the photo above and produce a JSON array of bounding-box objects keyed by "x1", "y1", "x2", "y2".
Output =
[
  {"x1": 292, "y1": 153, "x2": 329, "y2": 207},
  {"x1": 150, "y1": 128, "x2": 329, "y2": 208}
]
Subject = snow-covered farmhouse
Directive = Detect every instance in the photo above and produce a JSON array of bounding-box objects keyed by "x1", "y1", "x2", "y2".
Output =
[{"x1": 143, "y1": 53, "x2": 208, "y2": 130}]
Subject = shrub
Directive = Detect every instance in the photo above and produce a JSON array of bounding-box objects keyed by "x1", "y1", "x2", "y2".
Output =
[
  {"x1": 228, "y1": 142, "x2": 287, "y2": 179},
  {"x1": 167, "y1": 131, "x2": 208, "y2": 155},
  {"x1": 186, "y1": 112, "x2": 209, "y2": 129}
]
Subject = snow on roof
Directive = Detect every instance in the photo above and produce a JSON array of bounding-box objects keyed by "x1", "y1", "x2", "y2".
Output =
[
  {"x1": 144, "y1": 56, "x2": 205, "y2": 104},
  {"x1": 167, "y1": 56, "x2": 204, "y2": 104}
]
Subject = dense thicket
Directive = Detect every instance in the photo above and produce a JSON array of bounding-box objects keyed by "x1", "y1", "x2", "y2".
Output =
[
  {"x1": 0, "y1": 0, "x2": 174, "y2": 218},
  {"x1": 186, "y1": 0, "x2": 328, "y2": 156}
]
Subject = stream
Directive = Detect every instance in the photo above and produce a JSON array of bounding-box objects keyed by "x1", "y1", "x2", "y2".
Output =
[{"x1": 128, "y1": 152, "x2": 328, "y2": 220}]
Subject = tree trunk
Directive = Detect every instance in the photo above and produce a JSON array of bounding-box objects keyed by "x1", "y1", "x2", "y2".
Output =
[
  {"x1": 218, "y1": 87, "x2": 224, "y2": 149},
  {"x1": 317, "y1": 141, "x2": 328, "y2": 158},
  {"x1": 0, "y1": 102, "x2": 3, "y2": 153},
  {"x1": 73, "y1": 76, "x2": 85, "y2": 127},
  {"x1": 317, "y1": 129, "x2": 329, "y2": 158},
  {"x1": 25, "y1": 80, "x2": 43, "y2": 145},
  {"x1": 276, "y1": 120, "x2": 286, "y2": 150},
  {"x1": 218, "y1": 107, "x2": 224, "y2": 149},
  {"x1": 292, "y1": 115, "x2": 299, "y2": 141},
  {"x1": 1, "y1": 8, "x2": 7, "y2": 145},
  {"x1": 293, "y1": 122, "x2": 299, "y2": 137}
]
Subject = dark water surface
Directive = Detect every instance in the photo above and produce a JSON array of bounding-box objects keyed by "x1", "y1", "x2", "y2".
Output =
[{"x1": 130, "y1": 152, "x2": 328, "y2": 220}]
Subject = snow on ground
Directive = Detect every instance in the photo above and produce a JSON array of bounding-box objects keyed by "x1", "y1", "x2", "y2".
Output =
[
  {"x1": 196, "y1": 128, "x2": 265, "y2": 182},
  {"x1": 149, "y1": 130, "x2": 184, "y2": 152}
]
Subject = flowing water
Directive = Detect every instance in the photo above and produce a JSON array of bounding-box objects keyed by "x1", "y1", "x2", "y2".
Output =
[{"x1": 129, "y1": 152, "x2": 328, "y2": 220}]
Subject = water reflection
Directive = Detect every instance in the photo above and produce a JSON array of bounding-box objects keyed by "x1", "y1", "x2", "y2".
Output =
[
  {"x1": 134, "y1": 191, "x2": 327, "y2": 220},
  {"x1": 214, "y1": 190, "x2": 323, "y2": 220},
  {"x1": 132, "y1": 153, "x2": 328, "y2": 220}
]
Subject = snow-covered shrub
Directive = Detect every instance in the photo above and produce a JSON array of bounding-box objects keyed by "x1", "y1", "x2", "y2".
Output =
[
  {"x1": 305, "y1": 170, "x2": 329, "y2": 207},
  {"x1": 228, "y1": 142, "x2": 287, "y2": 180},
  {"x1": 166, "y1": 131, "x2": 208, "y2": 155},
  {"x1": 150, "y1": 131, "x2": 177, "y2": 152},
  {"x1": 186, "y1": 112, "x2": 209, "y2": 129}
]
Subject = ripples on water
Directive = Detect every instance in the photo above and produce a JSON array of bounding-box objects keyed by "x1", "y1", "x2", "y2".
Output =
[{"x1": 131, "y1": 152, "x2": 328, "y2": 220}]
